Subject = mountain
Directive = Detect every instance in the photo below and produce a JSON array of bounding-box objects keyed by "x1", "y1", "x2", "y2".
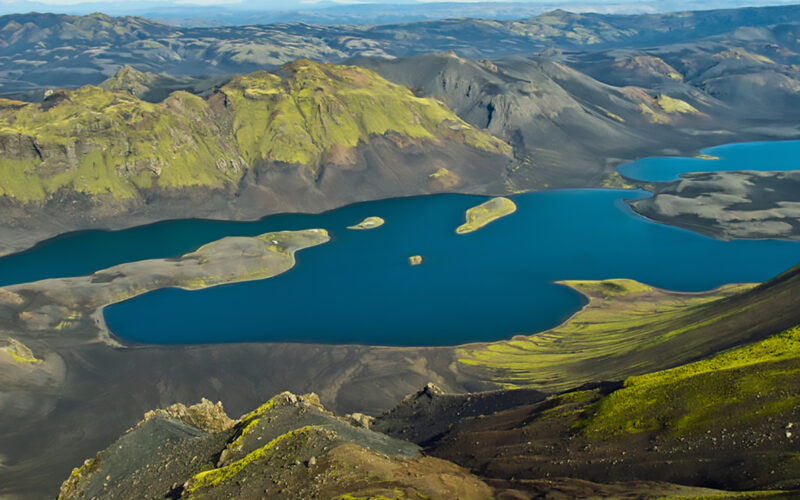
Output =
[
  {"x1": 422, "y1": 326, "x2": 800, "y2": 496},
  {"x1": 0, "y1": 60, "x2": 510, "y2": 254},
  {"x1": 3, "y1": 6, "x2": 800, "y2": 244},
  {"x1": 355, "y1": 52, "x2": 733, "y2": 190},
  {"x1": 3, "y1": 5, "x2": 800, "y2": 95},
  {"x1": 567, "y1": 30, "x2": 800, "y2": 120}
]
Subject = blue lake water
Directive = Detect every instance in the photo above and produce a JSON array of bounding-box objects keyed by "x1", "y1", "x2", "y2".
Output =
[
  {"x1": 0, "y1": 141, "x2": 798, "y2": 346},
  {"x1": 617, "y1": 140, "x2": 800, "y2": 182}
]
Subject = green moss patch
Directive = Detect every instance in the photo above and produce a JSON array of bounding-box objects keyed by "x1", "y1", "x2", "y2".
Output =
[
  {"x1": 580, "y1": 324, "x2": 800, "y2": 438},
  {"x1": 457, "y1": 279, "x2": 756, "y2": 391}
]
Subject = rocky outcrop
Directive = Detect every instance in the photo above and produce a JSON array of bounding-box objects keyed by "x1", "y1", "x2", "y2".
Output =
[
  {"x1": 142, "y1": 399, "x2": 235, "y2": 434},
  {"x1": 57, "y1": 391, "x2": 493, "y2": 500},
  {"x1": 374, "y1": 382, "x2": 546, "y2": 445}
]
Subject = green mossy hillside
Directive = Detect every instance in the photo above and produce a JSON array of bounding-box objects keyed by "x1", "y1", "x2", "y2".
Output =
[
  {"x1": 580, "y1": 323, "x2": 800, "y2": 438},
  {"x1": 0, "y1": 85, "x2": 242, "y2": 202},
  {"x1": 220, "y1": 59, "x2": 510, "y2": 166},
  {"x1": 457, "y1": 279, "x2": 755, "y2": 391},
  {"x1": 0, "y1": 60, "x2": 510, "y2": 204}
]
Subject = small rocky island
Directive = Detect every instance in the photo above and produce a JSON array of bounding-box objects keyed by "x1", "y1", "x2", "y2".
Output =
[
  {"x1": 456, "y1": 197, "x2": 517, "y2": 234},
  {"x1": 347, "y1": 216, "x2": 385, "y2": 230}
]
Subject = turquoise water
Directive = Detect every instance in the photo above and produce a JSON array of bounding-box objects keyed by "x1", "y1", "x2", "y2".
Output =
[
  {"x1": 617, "y1": 140, "x2": 800, "y2": 182},
  {"x1": 103, "y1": 188, "x2": 800, "y2": 346},
  {"x1": 0, "y1": 140, "x2": 798, "y2": 346}
]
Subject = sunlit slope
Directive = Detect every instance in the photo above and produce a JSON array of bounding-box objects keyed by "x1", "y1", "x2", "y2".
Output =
[
  {"x1": 581, "y1": 323, "x2": 800, "y2": 438},
  {"x1": 220, "y1": 59, "x2": 510, "y2": 166},
  {"x1": 459, "y1": 264, "x2": 800, "y2": 391},
  {"x1": 0, "y1": 88, "x2": 241, "y2": 201},
  {"x1": 0, "y1": 61, "x2": 508, "y2": 203}
]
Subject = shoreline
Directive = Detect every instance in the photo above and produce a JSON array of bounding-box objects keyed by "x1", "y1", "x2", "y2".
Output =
[{"x1": 4, "y1": 137, "x2": 800, "y2": 259}]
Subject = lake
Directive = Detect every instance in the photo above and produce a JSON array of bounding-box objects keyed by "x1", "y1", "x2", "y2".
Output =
[
  {"x1": 1, "y1": 141, "x2": 799, "y2": 346},
  {"x1": 617, "y1": 140, "x2": 800, "y2": 182}
]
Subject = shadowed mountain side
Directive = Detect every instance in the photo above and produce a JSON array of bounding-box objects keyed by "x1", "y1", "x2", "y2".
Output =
[
  {"x1": 426, "y1": 324, "x2": 800, "y2": 496},
  {"x1": 98, "y1": 65, "x2": 230, "y2": 103},
  {"x1": 353, "y1": 52, "x2": 798, "y2": 191}
]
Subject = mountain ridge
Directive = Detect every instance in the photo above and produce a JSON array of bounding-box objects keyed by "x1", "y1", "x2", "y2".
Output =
[
  {"x1": 3, "y1": 5, "x2": 800, "y2": 95},
  {"x1": 0, "y1": 59, "x2": 512, "y2": 254}
]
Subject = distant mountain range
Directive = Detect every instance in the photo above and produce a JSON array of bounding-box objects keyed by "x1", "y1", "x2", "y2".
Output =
[
  {"x1": 2, "y1": 1, "x2": 799, "y2": 26},
  {"x1": 3, "y1": 5, "x2": 800, "y2": 97}
]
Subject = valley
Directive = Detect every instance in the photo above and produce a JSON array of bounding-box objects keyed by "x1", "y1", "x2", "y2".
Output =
[{"x1": 1, "y1": 4, "x2": 800, "y2": 499}]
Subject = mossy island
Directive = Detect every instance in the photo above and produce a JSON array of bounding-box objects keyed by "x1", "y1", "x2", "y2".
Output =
[
  {"x1": 408, "y1": 255, "x2": 423, "y2": 266},
  {"x1": 456, "y1": 197, "x2": 517, "y2": 234},
  {"x1": 347, "y1": 216, "x2": 385, "y2": 230}
]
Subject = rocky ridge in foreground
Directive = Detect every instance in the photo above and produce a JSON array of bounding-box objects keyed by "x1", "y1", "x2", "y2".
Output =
[{"x1": 58, "y1": 392, "x2": 492, "y2": 500}]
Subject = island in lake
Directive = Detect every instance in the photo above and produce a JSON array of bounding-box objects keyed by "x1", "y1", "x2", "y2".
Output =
[
  {"x1": 347, "y1": 216, "x2": 385, "y2": 230},
  {"x1": 456, "y1": 197, "x2": 517, "y2": 234}
]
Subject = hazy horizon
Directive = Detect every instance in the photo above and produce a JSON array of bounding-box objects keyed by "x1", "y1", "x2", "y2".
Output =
[{"x1": 2, "y1": 0, "x2": 799, "y2": 24}]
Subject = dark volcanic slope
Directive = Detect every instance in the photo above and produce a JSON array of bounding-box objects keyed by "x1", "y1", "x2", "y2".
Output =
[
  {"x1": 356, "y1": 52, "x2": 746, "y2": 190},
  {"x1": 3, "y1": 5, "x2": 800, "y2": 94},
  {"x1": 426, "y1": 326, "x2": 800, "y2": 497},
  {"x1": 56, "y1": 389, "x2": 760, "y2": 500},
  {"x1": 372, "y1": 383, "x2": 547, "y2": 445}
]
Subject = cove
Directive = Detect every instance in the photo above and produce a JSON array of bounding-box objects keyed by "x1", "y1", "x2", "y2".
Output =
[{"x1": 617, "y1": 140, "x2": 800, "y2": 182}]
